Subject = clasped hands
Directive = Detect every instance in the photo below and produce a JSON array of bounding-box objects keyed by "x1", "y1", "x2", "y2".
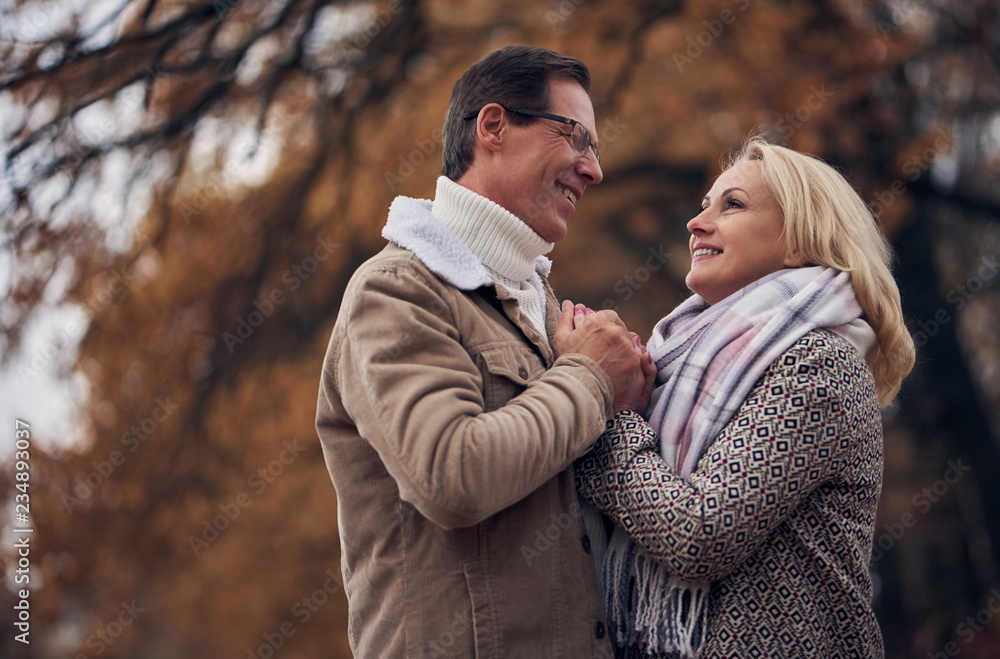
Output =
[{"x1": 553, "y1": 300, "x2": 657, "y2": 414}]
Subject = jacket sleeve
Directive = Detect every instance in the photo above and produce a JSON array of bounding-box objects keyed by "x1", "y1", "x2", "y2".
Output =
[
  {"x1": 575, "y1": 337, "x2": 868, "y2": 582},
  {"x1": 328, "y1": 257, "x2": 615, "y2": 530}
]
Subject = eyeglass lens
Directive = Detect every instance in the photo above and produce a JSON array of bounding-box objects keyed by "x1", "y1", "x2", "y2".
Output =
[{"x1": 572, "y1": 124, "x2": 599, "y2": 162}]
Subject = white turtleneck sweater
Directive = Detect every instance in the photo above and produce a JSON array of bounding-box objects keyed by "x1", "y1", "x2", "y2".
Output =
[{"x1": 432, "y1": 176, "x2": 553, "y2": 337}]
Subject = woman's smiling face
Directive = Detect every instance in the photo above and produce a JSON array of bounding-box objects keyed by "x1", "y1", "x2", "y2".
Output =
[{"x1": 685, "y1": 160, "x2": 797, "y2": 304}]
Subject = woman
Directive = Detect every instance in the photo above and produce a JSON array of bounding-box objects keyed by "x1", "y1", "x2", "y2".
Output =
[{"x1": 574, "y1": 137, "x2": 915, "y2": 658}]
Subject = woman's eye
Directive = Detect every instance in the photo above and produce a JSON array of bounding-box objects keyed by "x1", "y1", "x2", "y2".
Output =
[{"x1": 724, "y1": 198, "x2": 743, "y2": 209}]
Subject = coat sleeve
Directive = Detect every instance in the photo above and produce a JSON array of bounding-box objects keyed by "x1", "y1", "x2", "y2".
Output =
[
  {"x1": 575, "y1": 336, "x2": 872, "y2": 582},
  {"x1": 326, "y1": 256, "x2": 615, "y2": 530}
]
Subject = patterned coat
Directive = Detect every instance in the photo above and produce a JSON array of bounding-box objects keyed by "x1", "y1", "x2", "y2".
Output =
[{"x1": 576, "y1": 329, "x2": 884, "y2": 658}]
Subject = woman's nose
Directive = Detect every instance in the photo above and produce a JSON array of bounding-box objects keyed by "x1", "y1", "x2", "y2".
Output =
[{"x1": 687, "y1": 209, "x2": 713, "y2": 235}]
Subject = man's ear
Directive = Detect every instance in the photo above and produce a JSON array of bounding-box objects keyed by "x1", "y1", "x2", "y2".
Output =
[{"x1": 474, "y1": 103, "x2": 506, "y2": 154}]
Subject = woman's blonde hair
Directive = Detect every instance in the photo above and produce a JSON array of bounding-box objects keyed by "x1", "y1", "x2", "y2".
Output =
[{"x1": 730, "y1": 136, "x2": 915, "y2": 407}]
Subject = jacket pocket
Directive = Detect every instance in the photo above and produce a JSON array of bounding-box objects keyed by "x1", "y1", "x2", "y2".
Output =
[
  {"x1": 476, "y1": 344, "x2": 544, "y2": 412},
  {"x1": 462, "y1": 560, "x2": 498, "y2": 659}
]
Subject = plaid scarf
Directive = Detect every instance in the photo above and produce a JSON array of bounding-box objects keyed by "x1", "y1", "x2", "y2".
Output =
[{"x1": 603, "y1": 266, "x2": 876, "y2": 657}]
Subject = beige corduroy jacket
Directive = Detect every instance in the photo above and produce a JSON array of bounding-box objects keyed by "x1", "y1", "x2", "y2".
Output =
[{"x1": 316, "y1": 195, "x2": 616, "y2": 658}]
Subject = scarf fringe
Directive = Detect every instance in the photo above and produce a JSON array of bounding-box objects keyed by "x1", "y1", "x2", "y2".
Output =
[{"x1": 605, "y1": 528, "x2": 709, "y2": 657}]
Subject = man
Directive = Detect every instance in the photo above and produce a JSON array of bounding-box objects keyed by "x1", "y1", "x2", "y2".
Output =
[{"x1": 316, "y1": 45, "x2": 649, "y2": 658}]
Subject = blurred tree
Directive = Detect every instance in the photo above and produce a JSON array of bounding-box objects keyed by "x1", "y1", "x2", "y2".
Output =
[{"x1": 1, "y1": 0, "x2": 998, "y2": 657}]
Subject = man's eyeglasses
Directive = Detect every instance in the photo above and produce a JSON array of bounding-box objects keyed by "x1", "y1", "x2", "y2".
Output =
[{"x1": 463, "y1": 105, "x2": 600, "y2": 163}]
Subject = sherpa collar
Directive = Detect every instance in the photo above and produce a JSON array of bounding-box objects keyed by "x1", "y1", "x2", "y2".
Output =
[{"x1": 381, "y1": 196, "x2": 553, "y2": 291}]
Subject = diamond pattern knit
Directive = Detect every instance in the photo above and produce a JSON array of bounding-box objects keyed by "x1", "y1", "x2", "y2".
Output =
[{"x1": 576, "y1": 329, "x2": 884, "y2": 658}]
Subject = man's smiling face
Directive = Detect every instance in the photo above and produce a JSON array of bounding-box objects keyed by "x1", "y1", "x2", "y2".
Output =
[{"x1": 485, "y1": 77, "x2": 603, "y2": 243}]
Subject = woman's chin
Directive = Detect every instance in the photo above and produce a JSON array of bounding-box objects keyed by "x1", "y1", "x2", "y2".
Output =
[{"x1": 685, "y1": 276, "x2": 711, "y2": 302}]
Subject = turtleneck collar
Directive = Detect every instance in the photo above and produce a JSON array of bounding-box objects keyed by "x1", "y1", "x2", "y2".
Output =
[{"x1": 432, "y1": 176, "x2": 553, "y2": 282}]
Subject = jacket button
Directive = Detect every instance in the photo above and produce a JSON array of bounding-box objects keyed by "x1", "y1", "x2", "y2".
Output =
[
  {"x1": 595, "y1": 621, "x2": 606, "y2": 639},
  {"x1": 581, "y1": 535, "x2": 591, "y2": 554},
  {"x1": 517, "y1": 365, "x2": 528, "y2": 379}
]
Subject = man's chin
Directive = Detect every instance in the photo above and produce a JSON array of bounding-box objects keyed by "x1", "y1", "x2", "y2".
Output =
[{"x1": 543, "y1": 219, "x2": 570, "y2": 243}]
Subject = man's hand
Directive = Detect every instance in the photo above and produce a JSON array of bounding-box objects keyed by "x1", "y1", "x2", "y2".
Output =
[{"x1": 554, "y1": 300, "x2": 656, "y2": 413}]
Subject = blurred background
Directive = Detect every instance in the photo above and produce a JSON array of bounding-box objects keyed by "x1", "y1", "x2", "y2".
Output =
[{"x1": 1, "y1": 0, "x2": 999, "y2": 657}]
